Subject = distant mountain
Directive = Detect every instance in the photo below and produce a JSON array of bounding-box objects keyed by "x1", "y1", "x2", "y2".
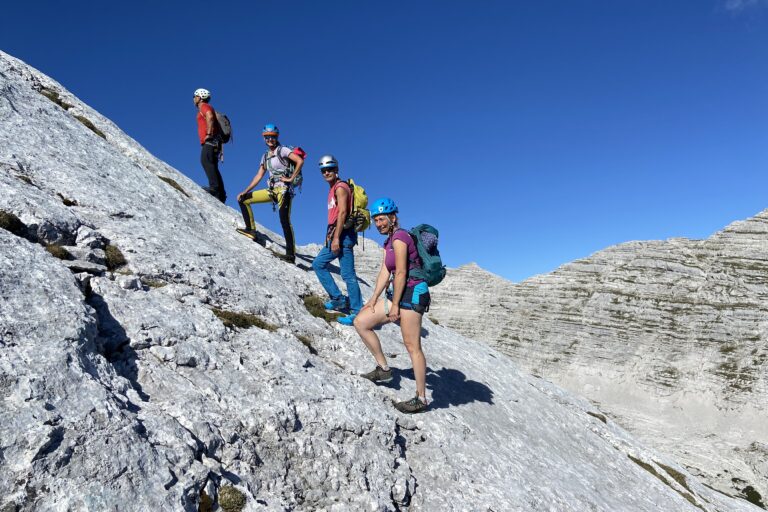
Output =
[
  {"x1": 0, "y1": 49, "x2": 759, "y2": 511},
  {"x1": 428, "y1": 219, "x2": 768, "y2": 507}
]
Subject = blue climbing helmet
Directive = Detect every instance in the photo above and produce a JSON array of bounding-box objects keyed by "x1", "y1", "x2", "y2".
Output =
[
  {"x1": 262, "y1": 123, "x2": 279, "y2": 137},
  {"x1": 370, "y1": 197, "x2": 398, "y2": 216}
]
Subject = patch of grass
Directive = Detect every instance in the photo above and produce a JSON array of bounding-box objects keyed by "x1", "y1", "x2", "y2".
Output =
[
  {"x1": 430, "y1": 317, "x2": 439, "y2": 325},
  {"x1": 158, "y1": 176, "x2": 190, "y2": 197},
  {"x1": 39, "y1": 88, "x2": 73, "y2": 110},
  {"x1": 74, "y1": 115, "x2": 106, "y2": 139},
  {"x1": 296, "y1": 334, "x2": 318, "y2": 355},
  {"x1": 302, "y1": 294, "x2": 342, "y2": 323},
  {"x1": 218, "y1": 486, "x2": 246, "y2": 512},
  {"x1": 656, "y1": 461, "x2": 693, "y2": 494},
  {"x1": 743, "y1": 486, "x2": 766, "y2": 509},
  {"x1": 628, "y1": 456, "x2": 703, "y2": 510},
  {"x1": 0, "y1": 210, "x2": 27, "y2": 238},
  {"x1": 45, "y1": 244, "x2": 72, "y2": 260},
  {"x1": 212, "y1": 308, "x2": 278, "y2": 332},
  {"x1": 587, "y1": 411, "x2": 607, "y2": 424},
  {"x1": 141, "y1": 278, "x2": 167, "y2": 289},
  {"x1": 104, "y1": 244, "x2": 127, "y2": 270},
  {"x1": 57, "y1": 193, "x2": 78, "y2": 207},
  {"x1": 198, "y1": 489, "x2": 213, "y2": 512}
]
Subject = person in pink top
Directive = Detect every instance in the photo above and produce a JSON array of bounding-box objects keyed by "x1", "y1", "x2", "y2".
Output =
[
  {"x1": 353, "y1": 198, "x2": 431, "y2": 414},
  {"x1": 311, "y1": 155, "x2": 362, "y2": 325}
]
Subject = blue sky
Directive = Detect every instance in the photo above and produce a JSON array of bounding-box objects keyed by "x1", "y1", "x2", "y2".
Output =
[{"x1": 3, "y1": 1, "x2": 768, "y2": 282}]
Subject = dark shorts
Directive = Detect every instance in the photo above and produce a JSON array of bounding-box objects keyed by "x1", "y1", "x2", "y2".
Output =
[{"x1": 387, "y1": 282, "x2": 430, "y2": 314}]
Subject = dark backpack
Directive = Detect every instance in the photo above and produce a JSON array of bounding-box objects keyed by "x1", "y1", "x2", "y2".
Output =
[
  {"x1": 408, "y1": 224, "x2": 446, "y2": 286},
  {"x1": 215, "y1": 112, "x2": 232, "y2": 143}
]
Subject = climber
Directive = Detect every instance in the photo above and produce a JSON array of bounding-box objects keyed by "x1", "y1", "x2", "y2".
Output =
[
  {"x1": 236, "y1": 124, "x2": 304, "y2": 263},
  {"x1": 193, "y1": 88, "x2": 226, "y2": 203},
  {"x1": 311, "y1": 155, "x2": 362, "y2": 326},
  {"x1": 353, "y1": 198, "x2": 431, "y2": 414}
]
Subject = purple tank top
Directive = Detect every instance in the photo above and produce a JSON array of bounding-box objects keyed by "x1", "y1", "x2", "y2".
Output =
[{"x1": 384, "y1": 230, "x2": 423, "y2": 286}]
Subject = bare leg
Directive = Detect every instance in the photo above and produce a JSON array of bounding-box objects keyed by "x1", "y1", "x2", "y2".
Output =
[
  {"x1": 353, "y1": 297, "x2": 391, "y2": 368},
  {"x1": 400, "y1": 309, "x2": 426, "y2": 399}
]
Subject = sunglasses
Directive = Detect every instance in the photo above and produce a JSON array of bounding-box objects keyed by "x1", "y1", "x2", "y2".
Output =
[
  {"x1": 263, "y1": 135, "x2": 277, "y2": 140},
  {"x1": 320, "y1": 168, "x2": 337, "y2": 174}
]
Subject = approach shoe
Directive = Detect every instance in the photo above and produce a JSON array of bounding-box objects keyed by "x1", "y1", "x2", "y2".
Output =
[
  {"x1": 324, "y1": 297, "x2": 349, "y2": 312},
  {"x1": 394, "y1": 394, "x2": 428, "y2": 414},
  {"x1": 276, "y1": 253, "x2": 295, "y2": 264},
  {"x1": 336, "y1": 312, "x2": 357, "y2": 326},
  {"x1": 361, "y1": 365, "x2": 393, "y2": 383},
  {"x1": 236, "y1": 228, "x2": 259, "y2": 240}
]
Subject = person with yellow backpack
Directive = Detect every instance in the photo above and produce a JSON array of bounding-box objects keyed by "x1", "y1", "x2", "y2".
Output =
[{"x1": 311, "y1": 154, "x2": 369, "y2": 326}]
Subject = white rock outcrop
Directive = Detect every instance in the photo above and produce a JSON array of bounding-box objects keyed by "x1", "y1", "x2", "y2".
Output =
[
  {"x1": 429, "y1": 231, "x2": 768, "y2": 506},
  {"x1": 0, "y1": 50, "x2": 761, "y2": 511}
]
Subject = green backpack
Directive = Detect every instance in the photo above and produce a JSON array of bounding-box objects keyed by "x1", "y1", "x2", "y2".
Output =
[{"x1": 408, "y1": 224, "x2": 446, "y2": 287}]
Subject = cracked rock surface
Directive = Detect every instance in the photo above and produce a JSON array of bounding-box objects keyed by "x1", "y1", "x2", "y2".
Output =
[{"x1": 0, "y1": 50, "x2": 761, "y2": 511}]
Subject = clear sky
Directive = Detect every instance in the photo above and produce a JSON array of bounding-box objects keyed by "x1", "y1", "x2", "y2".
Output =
[{"x1": 3, "y1": 1, "x2": 768, "y2": 282}]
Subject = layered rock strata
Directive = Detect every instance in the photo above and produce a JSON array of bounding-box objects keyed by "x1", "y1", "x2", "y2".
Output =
[{"x1": 429, "y1": 228, "x2": 768, "y2": 506}]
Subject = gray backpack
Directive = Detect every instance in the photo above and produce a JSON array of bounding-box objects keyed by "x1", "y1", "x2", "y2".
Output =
[{"x1": 215, "y1": 112, "x2": 232, "y2": 143}]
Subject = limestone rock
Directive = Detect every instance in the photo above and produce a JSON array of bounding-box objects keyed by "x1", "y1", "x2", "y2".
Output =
[
  {"x1": 428, "y1": 234, "x2": 768, "y2": 503},
  {"x1": 0, "y1": 49, "x2": 760, "y2": 511}
]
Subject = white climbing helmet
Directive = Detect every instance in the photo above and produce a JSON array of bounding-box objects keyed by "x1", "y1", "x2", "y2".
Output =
[
  {"x1": 318, "y1": 154, "x2": 339, "y2": 170},
  {"x1": 194, "y1": 88, "x2": 211, "y2": 100}
]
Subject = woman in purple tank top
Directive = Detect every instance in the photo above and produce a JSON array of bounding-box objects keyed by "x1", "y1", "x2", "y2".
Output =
[{"x1": 352, "y1": 198, "x2": 430, "y2": 414}]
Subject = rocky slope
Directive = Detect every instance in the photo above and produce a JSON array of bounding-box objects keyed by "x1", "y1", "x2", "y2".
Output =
[
  {"x1": 0, "y1": 50, "x2": 761, "y2": 511},
  {"x1": 428, "y1": 227, "x2": 768, "y2": 507}
]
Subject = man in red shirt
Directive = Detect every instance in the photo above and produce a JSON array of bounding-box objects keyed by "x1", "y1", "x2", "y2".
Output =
[{"x1": 193, "y1": 88, "x2": 226, "y2": 203}]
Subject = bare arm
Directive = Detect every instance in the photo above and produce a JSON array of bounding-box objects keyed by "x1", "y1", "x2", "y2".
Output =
[
  {"x1": 389, "y1": 239, "x2": 409, "y2": 319},
  {"x1": 238, "y1": 165, "x2": 266, "y2": 200},
  {"x1": 203, "y1": 110, "x2": 215, "y2": 140},
  {"x1": 363, "y1": 254, "x2": 393, "y2": 311},
  {"x1": 330, "y1": 186, "x2": 349, "y2": 252},
  {"x1": 281, "y1": 152, "x2": 304, "y2": 183}
]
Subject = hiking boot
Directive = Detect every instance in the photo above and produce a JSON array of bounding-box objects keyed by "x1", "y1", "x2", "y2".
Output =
[
  {"x1": 324, "y1": 297, "x2": 349, "y2": 312},
  {"x1": 236, "y1": 228, "x2": 259, "y2": 240},
  {"x1": 394, "y1": 394, "x2": 428, "y2": 414},
  {"x1": 336, "y1": 311, "x2": 357, "y2": 326},
  {"x1": 276, "y1": 253, "x2": 295, "y2": 264},
  {"x1": 361, "y1": 365, "x2": 393, "y2": 383}
]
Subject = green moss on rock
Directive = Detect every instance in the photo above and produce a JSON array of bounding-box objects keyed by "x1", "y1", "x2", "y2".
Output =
[
  {"x1": 0, "y1": 210, "x2": 27, "y2": 238},
  {"x1": 57, "y1": 193, "x2": 78, "y2": 207},
  {"x1": 218, "y1": 486, "x2": 246, "y2": 512},
  {"x1": 74, "y1": 115, "x2": 106, "y2": 139},
  {"x1": 296, "y1": 334, "x2": 318, "y2": 355},
  {"x1": 104, "y1": 244, "x2": 127, "y2": 270},
  {"x1": 39, "y1": 88, "x2": 73, "y2": 110},
  {"x1": 302, "y1": 294, "x2": 342, "y2": 323},
  {"x1": 198, "y1": 489, "x2": 213, "y2": 512},
  {"x1": 45, "y1": 244, "x2": 72, "y2": 260},
  {"x1": 158, "y1": 176, "x2": 190, "y2": 197},
  {"x1": 212, "y1": 308, "x2": 278, "y2": 331}
]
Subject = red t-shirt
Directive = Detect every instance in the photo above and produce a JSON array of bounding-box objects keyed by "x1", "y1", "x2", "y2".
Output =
[
  {"x1": 327, "y1": 181, "x2": 352, "y2": 226},
  {"x1": 196, "y1": 103, "x2": 218, "y2": 144}
]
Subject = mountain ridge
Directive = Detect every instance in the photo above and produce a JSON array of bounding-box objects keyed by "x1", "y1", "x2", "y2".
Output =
[{"x1": 0, "y1": 50, "x2": 760, "y2": 511}]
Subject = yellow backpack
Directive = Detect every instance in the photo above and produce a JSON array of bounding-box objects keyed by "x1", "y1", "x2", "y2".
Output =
[{"x1": 343, "y1": 179, "x2": 370, "y2": 232}]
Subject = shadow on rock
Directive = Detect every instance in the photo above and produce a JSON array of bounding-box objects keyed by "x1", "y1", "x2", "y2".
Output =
[
  {"x1": 88, "y1": 291, "x2": 150, "y2": 403},
  {"x1": 392, "y1": 367, "x2": 494, "y2": 410}
]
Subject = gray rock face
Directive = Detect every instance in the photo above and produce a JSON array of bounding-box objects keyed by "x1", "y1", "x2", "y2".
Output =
[
  {"x1": 428, "y1": 227, "x2": 768, "y2": 504},
  {"x1": 0, "y1": 50, "x2": 761, "y2": 511}
]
